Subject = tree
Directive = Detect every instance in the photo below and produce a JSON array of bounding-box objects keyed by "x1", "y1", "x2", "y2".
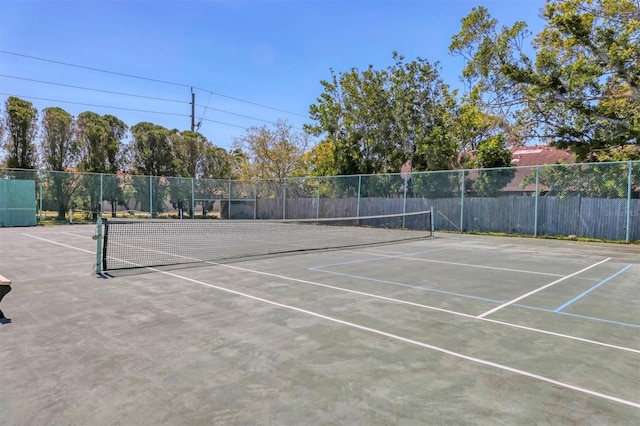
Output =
[
  {"x1": 0, "y1": 108, "x2": 5, "y2": 166},
  {"x1": 40, "y1": 107, "x2": 80, "y2": 219},
  {"x1": 453, "y1": 87, "x2": 510, "y2": 160},
  {"x1": 467, "y1": 134, "x2": 517, "y2": 196},
  {"x1": 233, "y1": 119, "x2": 310, "y2": 180},
  {"x1": 76, "y1": 112, "x2": 127, "y2": 217},
  {"x1": 101, "y1": 114, "x2": 128, "y2": 216},
  {"x1": 521, "y1": 161, "x2": 637, "y2": 198},
  {"x1": 77, "y1": 112, "x2": 126, "y2": 173},
  {"x1": 450, "y1": 1, "x2": 640, "y2": 160},
  {"x1": 201, "y1": 145, "x2": 231, "y2": 179},
  {"x1": 169, "y1": 130, "x2": 215, "y2": 218},
  {"x1": 306, "y1": 53, "x2": 459, "y2": 176},
  {"x1": 129, "y1": 122, "x2": 175, "y2": 216},
  {"x1": 301, "y1": 139, "x2": 338, "y2": 177},
  {"x1": 2, "y1": 96, "x2": 38, "y2": 169},
  {"x1": 193, "y1": 144, "x2": 232, "y2": 217}
]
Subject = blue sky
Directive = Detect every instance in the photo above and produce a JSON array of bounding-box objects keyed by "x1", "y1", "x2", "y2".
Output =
[{"x1": 1, "y1": 0, "x2": 546, "y2": 150}]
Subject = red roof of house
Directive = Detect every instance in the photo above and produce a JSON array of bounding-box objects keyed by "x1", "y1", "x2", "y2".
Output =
[
  {"x1": 505, "y1": 145, "x2": 575, "y2": 192},
  {"x1": 510, "y1": 145, "x2": 575, "y2": 167}
]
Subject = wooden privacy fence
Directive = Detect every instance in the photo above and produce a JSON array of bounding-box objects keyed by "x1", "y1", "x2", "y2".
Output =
[{"x1": 238, "y1": 196, "x2": 639, "y2": 242}]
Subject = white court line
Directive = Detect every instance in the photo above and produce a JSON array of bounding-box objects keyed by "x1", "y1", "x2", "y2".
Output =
[
  {"x1": 343, "y1": 249, "x2": 591, "y2": 278},
  {"x1": 477, "y1": 258, "x2": 612, "y2": 319},
  {"x1": 157, "y1": 270, "x2": 640, "y2": 409},
  {"x1": 28, "y1": 233, "x2": 640, "y2": 354},
  {"x1": 61, "y1": 232, "x2": 93, "y2": 238},
  {"x1": 25, "y1": 234, "x2": 640, "y2": 409},
  {"x1": 23, "y1": 233, "x2": 95, "y2": 254},
  {"x1": 219, "y1": 263, "x2": 640, "y2": 354}
]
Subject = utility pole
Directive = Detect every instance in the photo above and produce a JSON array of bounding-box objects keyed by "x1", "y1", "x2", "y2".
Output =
[{"x1": 190, "y1": 87, "x2": 195, "y2": 132}]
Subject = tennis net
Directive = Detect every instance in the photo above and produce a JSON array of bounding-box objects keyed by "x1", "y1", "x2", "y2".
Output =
[{"x1": 98, "y1": 210, "x2": 433, "y2": 271}]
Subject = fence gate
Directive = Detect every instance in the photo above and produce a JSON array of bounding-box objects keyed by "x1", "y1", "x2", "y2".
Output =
[{"x1": 0, "y1": 179, "x2": 37, "y2": 227}]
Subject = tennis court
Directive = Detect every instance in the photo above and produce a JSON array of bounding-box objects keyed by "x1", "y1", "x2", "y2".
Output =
[{"x1": 0, "y1": 221, "x2": 638, "y2": 425}]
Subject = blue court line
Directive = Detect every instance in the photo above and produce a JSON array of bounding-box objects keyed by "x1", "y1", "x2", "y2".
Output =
[
  {"x1": 309, "y1": 267, "x2": 505, "y2": 304},
  {"x1": 553, "y1": 264, "x2": 633, "y2": 313},
  {"x1": 310, "y1": 267, "x2": 640, "y2": 329},
  {"x1": 514, "y1": 303, "x2": 640, "y2": 328}
]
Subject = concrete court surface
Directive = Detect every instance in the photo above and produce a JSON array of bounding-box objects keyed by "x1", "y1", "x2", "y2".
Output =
[{"x1": 0, "y1": 224, "x2": 639, "y2": 425}]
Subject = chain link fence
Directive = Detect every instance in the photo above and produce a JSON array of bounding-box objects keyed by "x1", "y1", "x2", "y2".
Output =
[{"x1": 1, "y1": 161, "x2": 638, "y2": 241}]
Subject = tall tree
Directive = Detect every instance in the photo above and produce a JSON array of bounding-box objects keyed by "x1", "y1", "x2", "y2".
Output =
[
  {"x1": 2, "y1": 96, "x2": 38, "y2": 169},
  {"x1": 201, "y1": 145, "x2": 232, "y2": 179},
  {"x1": 169, "y1": 130, "x2": 208, "y2": 217},
  {"x1": 172, "y1": 130, "x2": 207, "y2": 178},
  {"x1": 40, "y1": 107, "x2": 79, "y2": 219},
  {"x1": 0, "y1": 108, "x2": 5, "y2": 166},
  {"x1": 77, "y1": 112, "x2": 126, "y2": 173},
  {"x1": 301, "y1": 139, "x2": 338, "y2": 177},
  {"x1": 77, "y1": 112, "x2": 127, "y2": 217},
  {"x1": 467, "y1": 134, "x2": 517, "y2": 196},
  {"x1": 129, "y1": 122, "x2": 175, "y2": 216},
  {"x1": 233, "y1": 119, "x2": 310, "y2": 180},
  {"x1": 130, "y1": 122, "x2": 175, "y2": 176},
  {"x1": 195, "y1": 144, "x2": 232, "y2": 217},
  {"x1": 41, "y1": 107, "x2": 78, "y2": 170},
  {"x1": 306, "y1": 53, "x2": 459, "y2": 175},
  {"x1": 450, "y1": 0, "x2": 640, "y2": 160}
]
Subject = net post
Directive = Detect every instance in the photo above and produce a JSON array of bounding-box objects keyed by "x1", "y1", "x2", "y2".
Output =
[{"x1": 95, "y1": 217, "x2": 103, "y2": 275}]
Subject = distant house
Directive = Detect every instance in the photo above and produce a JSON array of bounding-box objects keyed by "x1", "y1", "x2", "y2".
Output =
[{"x1": 504, "y1": 145, "x2": 575, "y2": 194}]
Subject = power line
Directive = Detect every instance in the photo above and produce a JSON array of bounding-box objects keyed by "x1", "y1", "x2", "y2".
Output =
[
  {"x1": 196, "y1": 91, "x2": 213, "y2": 131},
  {"x1": 0, "y1": 93, "x2": 188, "y2": 116},
  {"x1": 205, "y1": 106, "x2": 279, "y2": 125},
  {"x1": 209, "y1": 92, "x2": 310, "y2": 119},
  {"x1": 0, "y1": 74, "x2": 298, "y2": 127},
  {"x1": 0, "y1": 74, "x2": 189, "y2": 104},
  {"x1": 1, "y1": 51, "x2": 190, "y2": 89},
  {"x1": 1, "y1": 92, "x2": 308, "y2": 133},
  {"x1": 0, "y1": 50, "x2": 311, "y2": 119},
  {"x1": 200, "y1": 118, "x2": 248, "y2": 130}
]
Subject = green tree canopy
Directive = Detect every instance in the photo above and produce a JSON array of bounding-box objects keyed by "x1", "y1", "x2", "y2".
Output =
[
  {"x1": 467, "y1": 134, "x2": 517, "y2": 196},
  {"x1": 450, "y1": 0, "x2": 640, "y2": 161},
  {"x1": 233, "y1": 119, "x2": 310, "y2": 179},
  {"x1": 40, "y1": 107, "x2": 78, "y2": 171},
  {"x1": 40, "y1": 107, "x2": 79, "y2": 219},
  {"x1": 77, "y1": 112, "x2": 127, "y2": 174},
  {"x1": 2, "y1": 96, "x2": 38, "y2": 169},
  {"x1": 306, "y1": 53, "x2": 459, "y2": 175},
  {"x1": 129, "y1": 122, "x2": 175, "y2": 177}
]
